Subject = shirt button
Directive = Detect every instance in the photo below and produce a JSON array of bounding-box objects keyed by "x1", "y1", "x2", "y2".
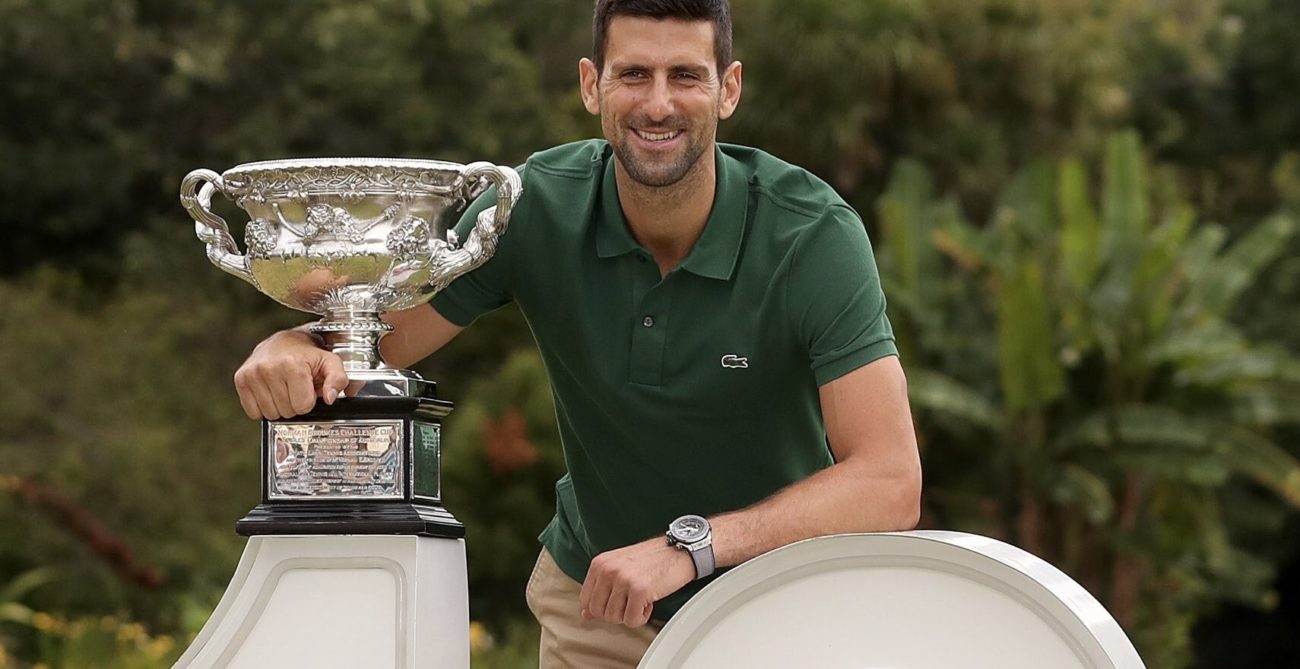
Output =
[
  {"x1": 637, "y1": 254, "x2": 648, "y2": 263},
  {"x1": 642, "y1": 316, "x2": 655, "y2": 328}
]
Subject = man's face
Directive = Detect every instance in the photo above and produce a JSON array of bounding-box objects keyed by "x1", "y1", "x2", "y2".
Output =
[{"x1": 580, "y1": 17, "x2": 742, "y2": 188}]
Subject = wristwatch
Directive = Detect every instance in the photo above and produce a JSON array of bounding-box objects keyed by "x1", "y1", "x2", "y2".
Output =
[{"x1": 666, "y1": 514, "x2": 715, "y2": 580}]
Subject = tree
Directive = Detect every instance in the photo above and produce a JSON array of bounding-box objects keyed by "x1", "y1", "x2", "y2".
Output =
[{"x1": 878, "y1": 131, "x2": 1300, "y2": 667}]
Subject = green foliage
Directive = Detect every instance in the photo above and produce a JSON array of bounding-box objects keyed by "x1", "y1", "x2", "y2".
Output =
[{"x1": 878, "y1": 131, "x2": 1300, "y2": 668}]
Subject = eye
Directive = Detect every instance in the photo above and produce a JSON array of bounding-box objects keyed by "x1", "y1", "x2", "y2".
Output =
[{"x1": 620, "y1": 69, "x2": 649, "y2": 81}]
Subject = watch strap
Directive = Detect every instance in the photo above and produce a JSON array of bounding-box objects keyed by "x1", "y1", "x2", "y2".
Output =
[{"x1": 687, "y1": 540, "x2": 715, "y2": 580}]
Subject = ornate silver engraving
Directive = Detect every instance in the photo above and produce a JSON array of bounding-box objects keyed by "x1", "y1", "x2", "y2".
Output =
[
  {"x1": 385, "y1": 216, "x2": 432, "y2": 263},
  {"x1": 180, "y1": 157, "x2": 521, "y2": 373}
]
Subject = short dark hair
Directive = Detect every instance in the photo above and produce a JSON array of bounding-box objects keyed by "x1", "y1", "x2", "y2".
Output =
[{"x1": 592, "y1": 0, "x2": 733, "y2": 76}]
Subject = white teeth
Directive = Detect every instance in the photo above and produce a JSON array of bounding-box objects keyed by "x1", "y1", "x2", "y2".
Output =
[{"x1": 636, "y1": 129, "x2": 681, "y2": 142}]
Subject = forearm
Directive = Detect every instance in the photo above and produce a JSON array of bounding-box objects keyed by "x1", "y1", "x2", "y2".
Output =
[{"x1": 710, "y1": 455, "x2": 921, "y2": 569}]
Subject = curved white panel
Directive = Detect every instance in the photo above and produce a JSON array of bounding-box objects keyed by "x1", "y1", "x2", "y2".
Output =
[
  {"x1": 640, "y1": 531, "x2": 1144, "y2": 669},
  {"x1": 175, "y1": 536, "x2": 468, "y2": 669}
]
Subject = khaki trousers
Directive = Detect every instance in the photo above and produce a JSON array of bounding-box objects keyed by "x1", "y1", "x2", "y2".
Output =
[{"x1": 526, "y1": 548, "x2": 661, "y2": 668}]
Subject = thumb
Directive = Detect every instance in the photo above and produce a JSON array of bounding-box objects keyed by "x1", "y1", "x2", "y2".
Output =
[{"x1": 316, "y1": 353, "x2": 349, "y2": 404}]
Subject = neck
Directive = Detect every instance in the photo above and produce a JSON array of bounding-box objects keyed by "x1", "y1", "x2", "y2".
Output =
[{"x1": 615, "y1": 149, "x2": 717, "y2": 276}]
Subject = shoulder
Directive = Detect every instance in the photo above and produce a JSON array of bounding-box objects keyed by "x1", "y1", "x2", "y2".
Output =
[
  {"x1": 722, "y1": 144, "x2": 865, "y2": 254},
  {"x1": 721, "y1": 143, "x2": 855, "y2": 223},
  {"x1": 523, "y1": 139, "x2": 610, "y2": 180}
]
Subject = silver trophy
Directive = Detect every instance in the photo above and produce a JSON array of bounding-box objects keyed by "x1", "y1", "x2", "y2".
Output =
[{"x1": 180, "y1": 157, "x2": 520, "y2": 537}]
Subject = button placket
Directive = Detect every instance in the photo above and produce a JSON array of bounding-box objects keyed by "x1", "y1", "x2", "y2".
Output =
[{"x1": 629, "y1": 261, "x2": 671, "y2": 386}]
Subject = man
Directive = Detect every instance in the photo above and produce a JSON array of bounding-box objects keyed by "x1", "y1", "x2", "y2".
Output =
[{"x1": 234, "y1": 0, "x2": 922, "y2": 666}]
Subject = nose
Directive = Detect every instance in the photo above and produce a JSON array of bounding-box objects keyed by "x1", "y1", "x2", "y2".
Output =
[{"x1": 642, "y1": 74, "x2": 675, "y2": 122}]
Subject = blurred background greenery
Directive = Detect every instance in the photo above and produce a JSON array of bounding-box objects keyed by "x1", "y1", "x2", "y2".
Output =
[{"x1": 2, "y1": 0, "x2": 1299, "y2": 666}]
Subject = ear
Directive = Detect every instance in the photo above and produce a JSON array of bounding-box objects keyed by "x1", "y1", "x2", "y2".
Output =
[
  {"x1": 718, "y1": 61, "x2": 743, "y2": 120},
  {"x1": 579, "y1": 58, "x2": 601, "y2": 116}
]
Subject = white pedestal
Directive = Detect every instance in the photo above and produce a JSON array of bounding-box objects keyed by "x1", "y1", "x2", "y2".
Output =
[
  {"x1": 640, "y1": 531, "x2": 1145, "y2": 669},
  {"x1": 173, "y1": 535, "x2": 469, "y2": 669}
]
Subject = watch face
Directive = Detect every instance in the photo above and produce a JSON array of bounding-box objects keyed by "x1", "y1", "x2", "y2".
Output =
[{"x1": 670, "y1": 515, "x2": 709, "y2": 543}]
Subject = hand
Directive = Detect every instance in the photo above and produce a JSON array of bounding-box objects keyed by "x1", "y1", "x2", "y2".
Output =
[
  {"x1": 579, "y1": 536, "x2": 696, "y2": 628},
  {"x1": 233, "y1": 329, "x2": 348, "y2": 420}
]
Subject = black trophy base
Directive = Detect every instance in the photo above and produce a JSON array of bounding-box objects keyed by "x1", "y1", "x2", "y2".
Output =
[
  {"x1": 237, "y1": 393, "x2": 464, "y2": 540},
  {"x1": 236, "y1": 501, "x2": 465, "y2": 539}
]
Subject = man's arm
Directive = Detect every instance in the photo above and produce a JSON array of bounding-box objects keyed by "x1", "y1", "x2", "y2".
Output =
[
  {"x1": 233, "y1": 304, "x2": 463, "y2": 420},
  {"x1": 579, "y1": 355, "x2": 922, "y2": 627}
]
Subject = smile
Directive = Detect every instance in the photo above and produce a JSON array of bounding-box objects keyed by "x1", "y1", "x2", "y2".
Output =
[{"x1": 633, "y1": 129, "x2": 683, "y2": 142}]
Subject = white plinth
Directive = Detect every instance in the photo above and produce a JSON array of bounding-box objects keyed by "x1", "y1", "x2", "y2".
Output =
[
  {"x1": 174, "y1": 535, "x2": 468, "y2": 669},
  {"x1": 640, "y1": 531, "x2": 1145, "y2": 669}
]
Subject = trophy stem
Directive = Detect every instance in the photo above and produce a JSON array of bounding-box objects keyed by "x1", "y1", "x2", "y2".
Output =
[{"x1": 311, "y1": 310, "x2": 393, "y2": 371}]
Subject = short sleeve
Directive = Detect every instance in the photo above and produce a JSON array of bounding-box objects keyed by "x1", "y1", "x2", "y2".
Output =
[
  {"x1": 428, "y1": 171, "x2": 526, "y2": 326},
  {"x1": 788, "y1": 205, "x2": 897, "y2": 386}
]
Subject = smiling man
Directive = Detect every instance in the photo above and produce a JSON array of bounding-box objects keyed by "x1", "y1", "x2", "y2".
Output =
[{"x1": 233, "y1": 1, "x2": 922, "y2": 666}]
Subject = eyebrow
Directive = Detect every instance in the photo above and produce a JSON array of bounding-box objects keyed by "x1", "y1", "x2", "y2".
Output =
[{"x1": 610, "y1": 62, "x2": 712, "y2": 77}]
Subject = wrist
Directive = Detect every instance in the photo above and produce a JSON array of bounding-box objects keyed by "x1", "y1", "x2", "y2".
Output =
[
  {"x1": 666, "y1": 514, "x2": 716, "y2": 580},
  {"x1": 281, "y1": 326, "x2": 326, "y2": 348}
]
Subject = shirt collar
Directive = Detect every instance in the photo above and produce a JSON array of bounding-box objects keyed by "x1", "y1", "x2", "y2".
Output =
[{"x1": 595, "y1": 144, "x2": 749, "y2": 280}]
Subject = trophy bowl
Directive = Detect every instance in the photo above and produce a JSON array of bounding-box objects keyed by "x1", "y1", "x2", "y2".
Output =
[{"x1": 180, "y1": 157, "x2": 521, "y2": 376}]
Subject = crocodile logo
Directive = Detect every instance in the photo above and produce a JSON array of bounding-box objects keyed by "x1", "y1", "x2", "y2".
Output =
[{"x1": 721, "y1": 354, "x2": 749, "y2": 369}]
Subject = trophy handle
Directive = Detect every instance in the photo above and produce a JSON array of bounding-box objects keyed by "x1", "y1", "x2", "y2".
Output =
[
  {"x1": 180, "y1": 168, "x2": 258, "y2": 288},
  {"x1": 428, "y1": 163, "x2": 522, "y2": 292}
]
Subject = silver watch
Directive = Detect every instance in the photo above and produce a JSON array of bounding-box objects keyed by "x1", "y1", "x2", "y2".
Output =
[{"x1": 666, "y1": 514, "x2": 715, "y2": 580}]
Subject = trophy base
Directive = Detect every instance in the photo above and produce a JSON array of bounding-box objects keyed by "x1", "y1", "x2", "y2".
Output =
[
  {"x1": 238, "y1": 393, "x2": 464, "y2": 540},
  {"x1": 236, "y1": 501, "x2": 464, "y2": 539}
]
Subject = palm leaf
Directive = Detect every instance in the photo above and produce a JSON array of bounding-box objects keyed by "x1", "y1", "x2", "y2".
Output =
[
  {"x1": 1215, "y1": 427, "x2": 1300, "y2": 508},
  {"x1": 997, "y1": 257, "x2": 1065, "y2": 411},
  {"x1": 1182, "y1": 213, "x2": 1296, "y2": 320},
  {"x1": 1062, "y1": 405, "x2": 1211, "y2": 452},
  {"x1": 907, "y1": 369, "x2": 1004, "y2": 430},
  {"x1": 1048, "y1": 463, "x2": 1114, "y2": 523},
  {"x1": 1101, "y1": 130, "x2": 1148, "y2": 269}
]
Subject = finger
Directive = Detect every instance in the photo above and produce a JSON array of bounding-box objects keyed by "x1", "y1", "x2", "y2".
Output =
[
  {"x1": 271, "y1": 370, "x2": 301, "y2": 419},
  {"x1": 236, "y1": 386, "x2": 263, "y2": 420},
  {"x1": 579, "y1": 572, "x2": 594, "y2": 620},
  {"x1": 287, "y1": 362, "x2": 318, "y2": 416},
  {"x1": 248, "y1": 375, "x2": 283, "y2": 420},
  {"x1": 605, "y1": 587, "x2": 629, "y2": 624},
  {"x1": 624, "y1": 592, "x2": 650, "y2": 628},
  {"x1": 316, "y1": 354, "x2": 349, "y2": 405},
  {"x1": 587, "y1": 576, "x2": 614, "y2": 622},
  {"x1": 234, "y1": 371, "x2": 263, "y2": 420}
]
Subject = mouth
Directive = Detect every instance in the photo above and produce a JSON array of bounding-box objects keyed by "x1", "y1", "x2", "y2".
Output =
[{"x1": 633, "y1": 129, "x2": 683, "y2": 143}]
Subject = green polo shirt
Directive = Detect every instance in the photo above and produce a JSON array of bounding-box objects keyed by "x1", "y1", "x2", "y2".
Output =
[{"x1": 430, "y1": 139, "x2": 896, "y2": 620}]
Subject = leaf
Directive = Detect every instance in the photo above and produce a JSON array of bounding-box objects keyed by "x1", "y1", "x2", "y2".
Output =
[
  {"x1": 1178, "y1": 346, "x2": 1300, "y2": 387},
  {"x1": 1136, "y1": 200, "x2": 1196, "y2": 333},
  {"x1": 1187, "y1": 213, "x2": 1298, "y2": 318},
  {"x1": 0, "y1": 601, "x2": 34, "y2": 625},
  {"x1": 907, "y1": 370, "x2": 1004, "y2": 430},
  {"x1": 1062, "y1": 405, "x2": 1212, "y2": 452},
  {"x1": 1049, "y1": 463, "x2": 1114, "y2": 523},
  {"x1": 0, "y1": 567, "x2": 58, "y2": 603},
  {"x1": 876, "y1": 157, "x2": 936, "y2": 297},
  {"x1": 996, "y1": 258, "x2": 1065, "y2": 411},
  {"x1": 1057, "y1": 157, "x2": 1102, "y2": 294},
  {"x1": 1101, "y1": 130, "x2": 1148, "y2": 269},
  {"x1": 1143, "y1": 319, "x2": 1247, "y2": 367},
  {"x1": 995, "y1": 160, "x2": 1056, "y2": 245},
  {"x1": 1230, "y1": 385, "x2": 1300, "y2": 427},
  {"x1": 1215, "y1": 428, "x2": 1300, "y2": 509}
]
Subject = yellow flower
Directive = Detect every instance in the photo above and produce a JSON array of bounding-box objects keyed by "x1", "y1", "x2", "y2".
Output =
[
  {"x1": 31, "y1": 612, "x2": 65, "y2": 635},
  {"x1": 117, "y1": 622, "x2": 147, "y2": 644},
  {"x1": 146, "y1": 636, "x2": 176, "y2": 658},
  {"x1": 468, "y1": 621, "x2": 495, "y2": 654}
]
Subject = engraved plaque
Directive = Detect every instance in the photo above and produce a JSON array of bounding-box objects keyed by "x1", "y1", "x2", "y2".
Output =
[
  {"x1": 412, "y1": 422, "x2": 441, "y2": 500},
  {"x1": 268, "y1": 420, "x2": 404, "y2": 499}
]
